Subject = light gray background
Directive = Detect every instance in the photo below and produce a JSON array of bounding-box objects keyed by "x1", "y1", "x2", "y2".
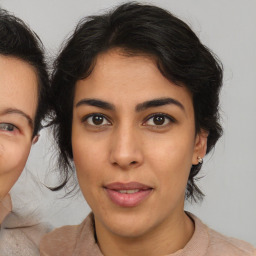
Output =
[{"x1": 1, "y1": 0, "x2": 255, "y2": 246}]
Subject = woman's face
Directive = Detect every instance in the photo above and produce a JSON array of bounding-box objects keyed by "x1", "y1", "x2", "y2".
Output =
[
  {"x1": 72, "y1": 50, "x2": 207, "y2": 239},
  {"x1": 0, "y1": 55, "x2": 38, "y2": 200}
]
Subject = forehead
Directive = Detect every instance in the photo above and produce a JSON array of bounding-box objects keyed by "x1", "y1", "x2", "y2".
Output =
[
  {"x1": 74, "y1": 50, "x2": 193, "y2": 111},
  {"x1": 0, "y1": 55, "x2": 38, "y2": 120}
]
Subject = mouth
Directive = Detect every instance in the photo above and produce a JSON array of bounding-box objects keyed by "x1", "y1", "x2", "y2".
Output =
[{"x1": 104, "y1": 182, "x2": 153, "y2": 207}]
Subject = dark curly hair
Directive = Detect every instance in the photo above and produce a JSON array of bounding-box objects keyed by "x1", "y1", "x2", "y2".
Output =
[
  {"x1": 50, "y1": 2, "x2": 223, "y2": 201},
  {"x1": 0, "y1": 8, "x2": 50, "y2": 136}
]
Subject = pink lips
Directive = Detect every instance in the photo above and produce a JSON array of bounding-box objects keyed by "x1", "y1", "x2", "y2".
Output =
[{"x1": 104, "y1": 182, "x2": 152, "y2": 207}]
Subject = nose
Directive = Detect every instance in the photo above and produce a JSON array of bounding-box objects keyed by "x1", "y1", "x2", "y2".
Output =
[{"x1": 109, "y1": 125, "x2": 143, "y2": 170}]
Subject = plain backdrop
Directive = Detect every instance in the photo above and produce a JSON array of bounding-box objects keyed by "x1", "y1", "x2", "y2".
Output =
[{"x1": 1, "y1": 0, "x2": 255, "y2": 246}]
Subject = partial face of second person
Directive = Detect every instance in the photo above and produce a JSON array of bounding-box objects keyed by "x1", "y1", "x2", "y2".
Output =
[
  {"x1": 0, "y1": 55, "x2": 38, "y2": 200},
  {"x1": 72, "y1": 49, "x2": 207, "y2": 239}
]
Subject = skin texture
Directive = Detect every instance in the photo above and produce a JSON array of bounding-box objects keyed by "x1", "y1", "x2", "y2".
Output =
[
  {"x1": 0, "y1": 55, "x2": 37, "y2": 202},
  {"x1": 72, "y1": 49, "x2": 208, "y2": 256}
]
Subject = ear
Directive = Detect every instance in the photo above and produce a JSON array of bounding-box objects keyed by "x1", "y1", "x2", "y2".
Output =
[
  {"x1": 32, "y1": 134, "x2": 40, "y2": 144},
  {"x1": 192, "y1": 129, "x2": 208, "y2": 165}
]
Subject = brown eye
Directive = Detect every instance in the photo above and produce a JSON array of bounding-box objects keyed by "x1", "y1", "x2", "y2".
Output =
[
  {"x1": 153, "y1": 115, "x2": 165, "y2": 125},
  {"x1": 144, "y1": 114, "x2": 174, "y2": 127},
  {"x1": 92, "y1": 115, "x2": 104, "y2": 125},
  {"x1": 85, "y1": 114, "x2": 111, "y2": 126}
]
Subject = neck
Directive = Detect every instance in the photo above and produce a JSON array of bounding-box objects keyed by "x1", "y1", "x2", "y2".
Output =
[{"x1": 95, "y1": 211, "x2": 194, "y2": 256}]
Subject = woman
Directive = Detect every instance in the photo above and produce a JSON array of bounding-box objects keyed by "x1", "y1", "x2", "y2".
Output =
[
  {"x1": 0, "y1": 8, "x2": 50, "y2": 255},
  {"x1": 40, "y1": 3, "x2": 255, "y2": 255}
]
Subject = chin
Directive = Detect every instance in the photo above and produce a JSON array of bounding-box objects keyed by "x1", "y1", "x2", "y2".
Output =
[
  {"x1": 96, "y1": 209, "x2": 156, "y2": 239},
  {"x1": 110, "y1": 221, "x2": 151, "y2": 238}
]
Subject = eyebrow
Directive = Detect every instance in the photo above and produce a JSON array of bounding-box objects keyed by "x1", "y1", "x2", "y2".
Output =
[
  {"x1": 76, "y1": 97, "x2": 184, "y2": 112},
  {"x1": 76, "y1": 99, "x2": 115, "y2": 110},
  {"x1": 0, "y1": 108, "x2": 33, "y2": 128},
  {"x1": 135, "y1": 98, "x2": 185, "y2": 112}
]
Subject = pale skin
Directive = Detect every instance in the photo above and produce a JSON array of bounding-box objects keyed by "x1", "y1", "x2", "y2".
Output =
[
  {"x1": 72, "y1": 49, "x2": 208, "y2": 256},
  {"x1": 0, "y1": 55, "x2": 38, "y2": 205}
]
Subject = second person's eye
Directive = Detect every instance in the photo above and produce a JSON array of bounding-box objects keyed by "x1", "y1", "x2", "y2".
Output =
[
  {"x1": 85, "y1": 114, "x2": 111, "y2": 126},
  {"x1": 0, "y1": 123, "x2": 17, "y2": 132}
]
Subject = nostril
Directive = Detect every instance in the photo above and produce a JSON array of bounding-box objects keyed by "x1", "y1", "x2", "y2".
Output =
[{"x1": 130, "y1": 161, "x2": 137, "y2": 165}]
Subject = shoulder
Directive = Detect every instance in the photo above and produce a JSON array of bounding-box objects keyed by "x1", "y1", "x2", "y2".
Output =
[
  {"x1": 40, "y1": 213, "x2": 103, "y2": 256},
  {"x1": 39, "y1": 223, "x2": 82, "y2": 256},
  {"x1": 0, "y1": 220, "x2": 51, "y2": 256},
  {"x1": 40, "y1": 215, "x2": 91, "y2": 256},
  {"x1": 187, "y1": 213, "x2": 256, "y2": 256},
  {"x1": 0, "y1": 194, "x2": 12, "y2": 224},
  {"x1": 207, "y1": 227, "x2": 256, "y2": 256},
  {"x1": 0, "y1": 194, "x2": 52, "y2": 255}
]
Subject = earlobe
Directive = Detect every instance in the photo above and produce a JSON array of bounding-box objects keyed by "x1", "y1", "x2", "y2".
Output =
[
  {"x1": 192, "y1": 130, "x2": 208, "y2": 165},
  {"x1": 32, "y1": 134, "x2": 40, "y2": 144}
]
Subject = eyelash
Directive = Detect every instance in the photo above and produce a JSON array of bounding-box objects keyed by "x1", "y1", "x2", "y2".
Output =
[
  {"x1": 0, "y1": 123, "x2": 18, "y2": 132},
  {"x1": 82, "y1": 113, "x2": 175, "y2": 128}
]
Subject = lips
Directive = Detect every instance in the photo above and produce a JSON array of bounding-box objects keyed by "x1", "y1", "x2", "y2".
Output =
[{"x1": 104, "y1": 182, "x2": 153, "y2": 207}]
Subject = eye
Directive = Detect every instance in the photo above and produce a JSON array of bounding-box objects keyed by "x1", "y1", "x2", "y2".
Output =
[
  {"x1": 0, "y1": 123, "x2": 17, "y2": 132},
  {"x1": 84, "y1": 114, "x2": 111, "y2": 126},
  {"x1": 143, "y1": 113, "x2": 174, "y2": 127}
]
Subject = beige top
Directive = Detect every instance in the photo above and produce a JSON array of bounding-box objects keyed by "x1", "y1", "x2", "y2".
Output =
[
  {"x1": 40, "y1": 212, "x2": 256, "y2": 256},
  {"x1": 0, "y1": 194, "x2": 51, "y2": 256},
  {"x1": 0, "y1": 194, "x2": 11, "y2": 225}
]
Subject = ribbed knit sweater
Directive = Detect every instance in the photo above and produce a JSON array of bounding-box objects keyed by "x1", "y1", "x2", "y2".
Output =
[{"x1": 40, "y1": 212, "x2": 256, "y2": 256}]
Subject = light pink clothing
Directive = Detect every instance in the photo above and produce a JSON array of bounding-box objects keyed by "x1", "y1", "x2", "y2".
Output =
[
  {"x1": 0, "y1": 194, "x2": 51, "y2": 256},
  {"x1": 0, "y1": 194, "x2": 11, "y2": 224},
  {"x1": 40, "y1": 212, "x2": 256, "y2": 256}
]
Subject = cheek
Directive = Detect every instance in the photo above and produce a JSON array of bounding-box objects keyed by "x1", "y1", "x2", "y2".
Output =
[
  {"x1": 72, "y1": 138, "x2": 107, "y2": 209},
  {"x1": 146, "y1": 133, "x2": 195, "y2": 189},
  {"x1": 0, "y1": 144, "x2": 4, "y2": 156},
  {"x1": 0, "y1": 141, "x2": 31, "y2": 198},
  {"x1": 148, "y1": 132, "x2": 194, "y2": 165},
  {"x1": 72, "y1": 137, "x2": 103, "y2": 186},
  {"x1": 0, "y1": 141, "x2": 31, "y2": 176}
]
